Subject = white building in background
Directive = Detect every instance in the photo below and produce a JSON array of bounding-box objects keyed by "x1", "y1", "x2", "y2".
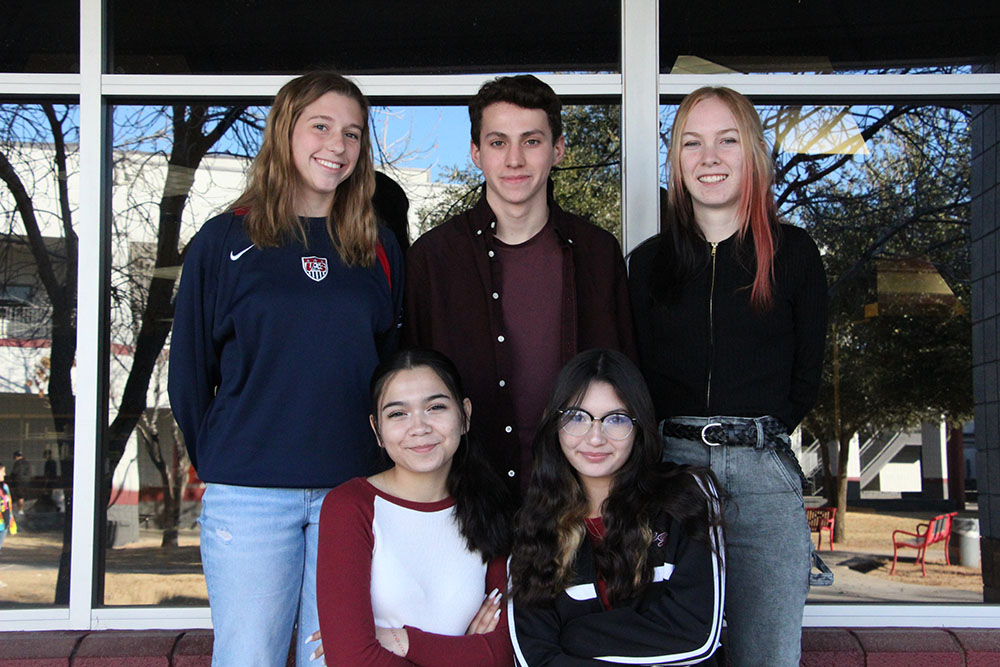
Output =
[{"x1": 1, "y1": 142, "x2": 454, "y2": 544}]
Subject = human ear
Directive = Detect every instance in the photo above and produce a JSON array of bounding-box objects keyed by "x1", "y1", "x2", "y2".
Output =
[
  {"x1": 461, "y1": 398, "x2": 472, "y2": 434},
  {"x1": 369, "y1": 414, "x2": 383, "y2": 447},
  {"x1": 552, "y1": 135, "x2": 566, "y2": 166},
  {"x1": 470, "y1": 140, "x2": 482, "y2": 169}
]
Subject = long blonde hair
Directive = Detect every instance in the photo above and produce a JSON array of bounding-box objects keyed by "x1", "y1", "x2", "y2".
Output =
[
  {"x1": 232, "y1": 71, "x2": 377, "y2": 267},
  {"x1": 664, "y1": 86, "x2": 779, "y2": 310}
]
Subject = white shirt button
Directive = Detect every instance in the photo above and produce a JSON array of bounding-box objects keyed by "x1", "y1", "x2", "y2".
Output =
[
  {"x1": 497, "y1": 335, "x2": 505, "y2": 343},
  {"x1": 507, "y1": 470, "x2": 516, "y2": 478},
  {"x1": 476, "y1": 229, "x2": 483, "y2": 235},
  {"x1": 488, "y1": 250, "x2": 495, "y2": 258},
  {"x1": 491, "y1": 221, "x2": 496, "y2": 229},
  {"x1": 499, "y1": 379, "x2": 506, "y2": 387},
  {"x1": 505, "y1": 425, "x2": 513, "y2": 433},
  {"x1": 492, "y1": 292, "x2": 499, "y2": 299}
]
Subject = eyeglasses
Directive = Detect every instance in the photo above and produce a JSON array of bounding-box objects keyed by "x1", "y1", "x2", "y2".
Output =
[{"x1": 558, "y1": 409, "x2": 636, "y2": 440}]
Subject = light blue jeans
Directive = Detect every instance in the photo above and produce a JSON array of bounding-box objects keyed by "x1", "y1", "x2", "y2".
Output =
[
  {"x1": 661, "y1": 416, "x2": 811, "y2": 667},
  {"x1": 199, "y1": 483, "x2": 331, "y2": 667}
]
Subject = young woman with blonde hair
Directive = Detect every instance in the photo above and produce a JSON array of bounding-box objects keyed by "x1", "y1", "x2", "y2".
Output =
[
  {"x1": 170, "y1": 71, "x2": 403, "y2": 667},
  {"x1": 629, "y1": 87, "x2": 828, "y2": 666}
]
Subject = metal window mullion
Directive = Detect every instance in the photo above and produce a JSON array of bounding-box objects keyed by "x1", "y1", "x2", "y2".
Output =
[
  {"x1": 659, "y1": 73, "x2": 1000, "y2": 100},
  {"x1": 621, "y1": 0, "x2": 660, "y2": 254},
  {"x1": 98, "y1": 73, "x2": 623, "y2": 99},
  {"x1": 70, "y1": 0, "x2": 104, "y2": 630}
]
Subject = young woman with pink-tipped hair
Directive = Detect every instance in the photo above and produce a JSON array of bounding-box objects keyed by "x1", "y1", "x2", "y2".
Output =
[{"x1": 629, "y1": 87, "x2": 828, "y2": 666}]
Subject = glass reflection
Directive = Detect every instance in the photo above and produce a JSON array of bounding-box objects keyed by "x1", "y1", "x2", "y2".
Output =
[
  {"x1": 0, "y1": 103, "x2": 79, "y2": 607},
  {"x1": 659, "y1": 101, "x2": 976, "y2": 602}
]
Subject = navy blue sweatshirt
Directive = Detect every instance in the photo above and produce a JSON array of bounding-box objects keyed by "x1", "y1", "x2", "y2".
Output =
[{"x1": 168, "y1": 211, "x2": 403, "y2": 488}]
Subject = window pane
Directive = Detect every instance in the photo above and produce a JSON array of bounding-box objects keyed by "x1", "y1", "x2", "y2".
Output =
[
  {"x1": 0, "y1": 3, "x2": 79, "y2": 73},
  {"x1": 659, "y1": 1, "x2": 998, "y2": 74},
  {"x1": 0, "y1": 102, "x2": 79, "y2": 608},
  {"x1": 659, "y1": 101, "x2": 979, "y2": 601},
  {"x1": 413, "y1": 103, "x2": 622, "y2": 242},
  {"x1": 110, "y1": 1, "x2": 620, "y2": 75},
  {"x1": 106, "y1": 102, "x2": 523, "y2": 604}
]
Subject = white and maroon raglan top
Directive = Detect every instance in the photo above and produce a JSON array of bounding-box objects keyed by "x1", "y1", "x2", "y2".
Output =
[{"x1": 317, "y1": 477, "x2": 513, "y2": 667}]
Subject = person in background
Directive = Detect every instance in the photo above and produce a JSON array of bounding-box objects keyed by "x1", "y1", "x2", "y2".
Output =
[
  {"x1": 509, "y1": 349, "x2": 724, "y2": 666},
  {"x1": 404, "y1": 75, "x2": 635, "y2": 504},
  {"x1": 9, "y1": 451, "x2": 30, "y2": 514},
  {"x1": 0, "y1": 463, "x2": 17, "y2": 588},
  {"x1": 374, "y1": 171, "x2": 411, "y2": 255},
  {"x1": 169, "y1": 71, "x2": 403, "y2": 667},
  {"x1": 628, "y1": 86, "x2": 828, "y2": 666},
  {"x1": 317, "y1": 348, "x2": 513, "y2": 666}
]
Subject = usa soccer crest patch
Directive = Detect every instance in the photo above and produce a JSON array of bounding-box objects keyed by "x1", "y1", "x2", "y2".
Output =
[{"x1": 301, "y1": 256, "x2": 329, "y2": 282}]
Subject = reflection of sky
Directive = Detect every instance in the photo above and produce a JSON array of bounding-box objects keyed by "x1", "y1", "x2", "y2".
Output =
[
  {"x1": 371, "y1": 106, "x2": 472, "y2": 181},
  {"x1": 109, "y1": 105, "x2": 475, "y2": 184}
]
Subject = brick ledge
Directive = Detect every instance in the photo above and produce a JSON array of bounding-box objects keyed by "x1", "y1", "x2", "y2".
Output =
[{"x1": 0, "y1": 628, "x2": 998, "y2": 665}]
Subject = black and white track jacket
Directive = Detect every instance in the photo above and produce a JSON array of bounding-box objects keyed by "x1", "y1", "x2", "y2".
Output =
[{"x1": 509, "y1": 507, "x2": 724, "y2": 666}]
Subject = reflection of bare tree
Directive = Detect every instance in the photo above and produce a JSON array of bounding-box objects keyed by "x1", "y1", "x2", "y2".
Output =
[
  {"x1": 1, "y1": 102, "x2": 255, "y2": 602},
  {"x1": 134, "y1": 351, "x2": 190, "y2": 548},
  {"x1": 656, "y1": 100, "x2": 971, "y2": 541}
]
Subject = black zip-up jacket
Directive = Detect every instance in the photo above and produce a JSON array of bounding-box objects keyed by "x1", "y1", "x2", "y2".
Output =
[
  {"x1": 627, "y1": 225, "x2": 828, "y2": 431},
  {"x1": 509, "y1": 506, "x2": 725, "y2": 665}
]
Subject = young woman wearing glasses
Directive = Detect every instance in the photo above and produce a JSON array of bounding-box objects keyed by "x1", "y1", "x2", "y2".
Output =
[{"x1": 508, "y1": 349, "x2": 725, "y2": 666}]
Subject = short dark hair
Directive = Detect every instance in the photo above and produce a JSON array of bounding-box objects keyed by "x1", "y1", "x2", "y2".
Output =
[{"x1": 469, "y1": 75, "x2": 562, "y2": 147}]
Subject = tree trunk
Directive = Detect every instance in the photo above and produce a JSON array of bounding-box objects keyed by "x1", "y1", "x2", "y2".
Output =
[{"x1": 833, "y1": 431, "x2": 851, "y2": 543}]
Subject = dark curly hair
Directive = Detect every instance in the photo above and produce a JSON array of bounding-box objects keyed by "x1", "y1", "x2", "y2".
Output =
[{"x1": 510, "y1": 349, "x2": 723, "y2": 605}]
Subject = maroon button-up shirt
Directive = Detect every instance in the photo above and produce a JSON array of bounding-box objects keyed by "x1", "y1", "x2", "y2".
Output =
[{"x1": 403, "y1": 189, "x2": 637, "y2": 502}]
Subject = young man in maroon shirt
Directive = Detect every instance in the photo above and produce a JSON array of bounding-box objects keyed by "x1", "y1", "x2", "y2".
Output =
[{"x1": 403, "y1": 75, "x2": 636, "y2": 503}]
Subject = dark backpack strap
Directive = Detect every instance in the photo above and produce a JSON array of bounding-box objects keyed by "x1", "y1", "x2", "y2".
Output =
[{"x1": 376, "y1": 239, "x2": 391, "y2": 289}]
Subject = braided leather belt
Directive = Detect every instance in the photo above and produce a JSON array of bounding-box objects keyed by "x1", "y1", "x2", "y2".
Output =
[{"x1": 660, "y1": 417, "x2": 787, "y2": 447}]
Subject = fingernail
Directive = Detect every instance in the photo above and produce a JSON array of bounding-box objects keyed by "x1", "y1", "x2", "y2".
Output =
[
  {"x1": 309, "y1": 649, "x2": 318, "y2": 661},
  {"x1": 487, "y1": 587, "x2": 499, "y2": 600},
  {"x1": 493, "y1": 608, "x2": 502, "y2": 619}
]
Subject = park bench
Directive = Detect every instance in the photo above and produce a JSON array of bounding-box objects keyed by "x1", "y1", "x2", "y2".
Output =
[
  {"x1": 806, "y1": 506, "x2": 836, "y2": 550},
  {"x1": 890, "y1": 511, "x2": 958, "y2": 576}
]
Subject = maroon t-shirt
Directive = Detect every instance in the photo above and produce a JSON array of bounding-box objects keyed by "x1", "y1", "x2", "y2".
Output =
[{"x1": 494, "y1": 222, "x2": 563, "y2": 480}]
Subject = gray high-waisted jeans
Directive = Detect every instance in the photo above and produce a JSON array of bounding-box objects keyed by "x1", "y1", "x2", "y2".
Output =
[{"x1": 661, "y1": 415, "x2": 811, "y2": 667}]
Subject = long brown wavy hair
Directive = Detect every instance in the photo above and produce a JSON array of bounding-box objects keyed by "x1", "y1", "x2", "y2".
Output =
[
  {"x1": 660, "y1": 86, "x2": 780, "y2": 310},
  {"x1": 510, "y1": 350, "x2": 723, "y2": 605},
  {"x1": 231, "y1": 71, "x2": 378, "y2": 267}
]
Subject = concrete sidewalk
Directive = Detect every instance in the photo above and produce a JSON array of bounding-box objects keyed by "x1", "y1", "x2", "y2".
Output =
[{"x1": 808, "y1": 547, "x2": 982, "y2": 603}]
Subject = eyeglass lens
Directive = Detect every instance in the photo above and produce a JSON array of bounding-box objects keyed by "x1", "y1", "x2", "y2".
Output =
[{"x1": 560, "y1": 409, "x2": 634, "y2": 439}]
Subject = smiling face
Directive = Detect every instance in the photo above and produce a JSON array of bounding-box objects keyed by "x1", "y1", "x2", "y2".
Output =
[
  {"x1": 558, "y1": 381, "x2": 635, "y2": 507},
  {"x1": 678, "y1": 95, "x2": 746, "y2": 224},
  {"x1": 371, "y1": 366, "x2": 472, "y2": 480},
  {"x1": 290, "y1": 91, "x2": 365, "y2": 217},
  {"x1": 470, "y1": 102, "x2": 565, "y2": 215}
]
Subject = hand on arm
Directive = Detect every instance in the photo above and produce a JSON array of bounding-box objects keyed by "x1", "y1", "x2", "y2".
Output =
[{"x1": 403, "y1": 557, "x2": 513, "y2": 667}]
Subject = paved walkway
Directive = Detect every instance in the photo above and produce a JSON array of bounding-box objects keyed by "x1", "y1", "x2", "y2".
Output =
[{"x1": 807, "y1": 547, "x2": 981, "y2": 603}]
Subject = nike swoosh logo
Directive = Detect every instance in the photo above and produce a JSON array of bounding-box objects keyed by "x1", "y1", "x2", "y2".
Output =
[{"x1": 229, "y1": 244, "x2": 255, "y2": 261}]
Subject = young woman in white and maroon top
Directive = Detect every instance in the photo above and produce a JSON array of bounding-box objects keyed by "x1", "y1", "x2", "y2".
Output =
[{"x1": 316, "y1": 348, "x2": 514, "y2": 666}]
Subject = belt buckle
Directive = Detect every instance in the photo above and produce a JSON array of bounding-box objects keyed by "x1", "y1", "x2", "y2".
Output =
[{"x1": 700, "y1": 423, "x2": 723, "y2": 446}]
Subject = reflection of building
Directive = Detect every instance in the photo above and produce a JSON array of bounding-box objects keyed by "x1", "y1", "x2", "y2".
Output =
[
  {"x1": 1, "y1": 144, "x2": 453, "y2": 545},
  {"x1": 2, "y1": 0, "x2": 999, "y2": 647}
]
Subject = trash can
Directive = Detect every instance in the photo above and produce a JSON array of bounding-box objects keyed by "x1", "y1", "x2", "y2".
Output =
[{"x1": 950, "y1": 518, "x2": 980, "y2": 569}]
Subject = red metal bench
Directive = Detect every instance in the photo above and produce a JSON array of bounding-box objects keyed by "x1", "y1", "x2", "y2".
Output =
[
  {"x1": 890, "y1": 511, "x2": 958, "y2": 576},
  {"x1": 806, "y1": 507, "x2": 837, "y2": 550}
]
